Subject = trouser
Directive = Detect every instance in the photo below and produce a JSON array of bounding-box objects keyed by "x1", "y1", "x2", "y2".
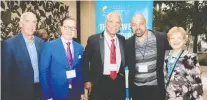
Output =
[
  {"x1": 90, "y1": 75, "x2": 125, "y2": 100},
  {"x1": 33, "y1": 83, "x2": 42, "y2": 100},
  {"x1": 132, "y1": 84, "x2": 163, "y2": 100}
]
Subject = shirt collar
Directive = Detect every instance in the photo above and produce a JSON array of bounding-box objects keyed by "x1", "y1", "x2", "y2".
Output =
[
  {"x1": 22, "y1": 32, "x2": 35, "y2": 44},
  {"x1": 61, "y1": 36, "x2": 73, "y2": 45},
  {"x1": 104, "y1": 31, "x2": 117, "y2": 41}
]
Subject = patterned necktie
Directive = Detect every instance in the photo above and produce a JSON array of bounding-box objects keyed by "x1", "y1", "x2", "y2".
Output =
[
  {"x1": 110, "y1": 39, "x2": 117, "y2": 80},
  {"x1": 66, "y1": 42, "x2": 73, "y2": 88},
  {"x1": 67, "y1": 42, "x2": 73, "y2": 67}
]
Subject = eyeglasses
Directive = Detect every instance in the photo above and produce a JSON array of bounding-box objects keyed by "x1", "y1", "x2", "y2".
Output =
[{"x1": 63, "y1": 26, "x2": 77, "y2": 31}]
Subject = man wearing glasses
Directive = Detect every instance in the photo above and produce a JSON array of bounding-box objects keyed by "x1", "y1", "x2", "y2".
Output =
[{"x1": 39, "y1": 16, "x2": 85, "y2": 100}]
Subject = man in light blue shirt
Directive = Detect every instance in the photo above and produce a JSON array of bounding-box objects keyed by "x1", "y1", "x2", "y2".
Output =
[
  {"x1": 23, "y1": 36, "x2": 39, "y2": 83},
  {"x1": 2, "y1": 12, "x2": 44, "y2": 100}
]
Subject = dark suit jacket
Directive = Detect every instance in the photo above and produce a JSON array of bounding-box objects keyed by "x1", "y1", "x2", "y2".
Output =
[
  {"x1": 40, "y1": 38, "x2": 84, "y2": 100},
  {"x1": 125, "y1": 30, "x2": 171, "y2": 100},
  {"x1": 83, "y1": 32, "x2": 126, "y2": 92},
  {"x1": 1, "y1": 33, "x2": 44, "y2": 100}
]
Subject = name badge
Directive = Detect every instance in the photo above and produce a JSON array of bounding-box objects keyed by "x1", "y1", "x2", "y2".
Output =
[
  {"x1": 66, "y1": 70, "x2": 76, "y2": 79},
  {"x1": 138, "y1": 64, "x2": 148, "y2": 72}
]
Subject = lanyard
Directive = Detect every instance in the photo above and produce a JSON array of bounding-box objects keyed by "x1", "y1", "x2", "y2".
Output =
[
  {"x1": 135, "y1": 35, "x2": 148, "y2": 60},
  {"x1": 167, "y1": 49, "x2": 184, "y2": 78},
  {"x1": 104, "y1": 35, "x2": 117, "y2": 52}
]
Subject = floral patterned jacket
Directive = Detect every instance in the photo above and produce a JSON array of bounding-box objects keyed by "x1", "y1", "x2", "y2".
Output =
[{"x1": 164, "y1": 51, "x2": 203, "y2": 100}]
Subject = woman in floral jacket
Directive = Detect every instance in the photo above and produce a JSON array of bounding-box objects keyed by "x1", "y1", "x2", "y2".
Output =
[{"x1": 164, "y1": 26, "x2": 203, "y2": 100}]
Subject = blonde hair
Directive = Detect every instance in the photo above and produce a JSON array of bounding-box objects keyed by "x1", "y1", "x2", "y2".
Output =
[{"x1": 167, "y1": 26, "x2": 187, "y2": 41}]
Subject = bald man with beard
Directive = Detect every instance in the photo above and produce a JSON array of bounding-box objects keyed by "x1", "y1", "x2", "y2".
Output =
[{"x1": 125, "y1": 14, "x2": 171, "y2": 100}]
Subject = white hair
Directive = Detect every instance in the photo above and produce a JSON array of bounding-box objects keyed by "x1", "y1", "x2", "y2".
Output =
[
  {"x1": 106, "y1": 11, "x2": 122, "y2": 22},
  {"x1": 19, "y1": 12, "x2": 36, "y2": 27}
]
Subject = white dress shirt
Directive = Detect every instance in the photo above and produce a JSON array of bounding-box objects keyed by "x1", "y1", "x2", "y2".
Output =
[
  {"x1": 103, "y1": 31, "x2": 121, "y2": 75},
  {"x1": 61, "y1": 37, "x2": 74, "y2": 59}
]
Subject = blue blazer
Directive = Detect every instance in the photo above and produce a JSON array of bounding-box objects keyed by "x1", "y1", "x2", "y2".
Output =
[
  {"x1": 1, "y1": 33, "x2": 44, "y2": 100},
  {"x1": 40, "y1": 38, "x2": 84, "y2": 100}
]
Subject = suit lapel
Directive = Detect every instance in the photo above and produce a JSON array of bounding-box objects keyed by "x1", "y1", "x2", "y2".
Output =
[
  {"x1": 18, "y1": 33, "x2": 31, "y2": 64},
  {"x1": 34, "y1": 37, "x2": 41, "y2": 58},
  {"x1": 117, "y1": 35, "x2": 125, "y2": 66},
  {"x1": 57, "y1": 38, "x2": 70, "y2": 69},
  {"x1": 131, "y1": 35, "x2": 136, "y2": 76},
  {"x1": 72, "y1": 41, "x2": 79, "y2": 68},
  {"x1": 99, "y1": 33, "x2": 104, "y2": 65},
  {"x1": 154, "y1": 32, "x2": 161, "y2": 72}
]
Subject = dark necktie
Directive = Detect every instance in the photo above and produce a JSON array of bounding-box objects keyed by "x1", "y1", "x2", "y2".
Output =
[
  {"x1": 66, "y1": 42, "x2": 73, "y2": 88},
  {"x1": 110, "y1": 39, "x2": 117, "y2": 80},
  {"x1": 67, "y1": 42, "x2": 73, "y2": 66}
]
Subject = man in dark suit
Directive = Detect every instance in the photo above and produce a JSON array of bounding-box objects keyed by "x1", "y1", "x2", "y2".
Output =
[
  {"x1": 83, "y1": 11, "x2": 126, "y2": 100},
  {"x1": 125, "y1": 14, "x2": 171, "y2": 100},
  {"x1": 39, "y1": 16, "x2": 84, "y2": 100},
  {"x1": 2, "y1": 12, "x2": 44, "y2": 100}
]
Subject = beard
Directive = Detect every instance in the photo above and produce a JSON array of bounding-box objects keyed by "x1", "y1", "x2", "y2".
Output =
[{"x1": 134, "y1": 29, "x2": 145, "y2": 37}]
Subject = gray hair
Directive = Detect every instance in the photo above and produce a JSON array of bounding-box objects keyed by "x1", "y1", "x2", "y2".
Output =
[
  {"x1": 19, "y1": 12, "x2": 37, "y2": 27},
  {"x1": 106, "y1": 11, "x2": 122, "y2": 22}
]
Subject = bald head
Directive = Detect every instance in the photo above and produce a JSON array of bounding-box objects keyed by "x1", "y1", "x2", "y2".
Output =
[
  {"x1": 105, "y1": 11, "x2": 121, "y2": 38},
  {"x1": 131, "y1": 14, "x2": 147, "y2": 38},
  {"x1": 131, "y1": 14, "x2": 146, "y2": 25}
]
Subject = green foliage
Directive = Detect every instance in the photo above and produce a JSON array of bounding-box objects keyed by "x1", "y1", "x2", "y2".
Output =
[
  {"x1": 153, "y1": 1, "x2": 193, "y2": 33},
  {"x1": 1, "y1": 1, "x2": 69, "y2": 41},
  {"x1": 198, "y1": 53, "x2": 207, "y2": 66},
  {"x1": 153, "y1": 1, "x2": 207, "y2": 53}
]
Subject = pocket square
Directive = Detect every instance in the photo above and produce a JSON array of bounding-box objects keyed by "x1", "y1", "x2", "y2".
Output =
[{"x1": 78, "y1": 55, "x2": 82, "y2": 59}]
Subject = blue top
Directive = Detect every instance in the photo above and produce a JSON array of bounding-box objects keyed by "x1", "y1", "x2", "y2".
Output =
[{"x1": 23, "y1": 34, "x2": 39, "y2": 83}]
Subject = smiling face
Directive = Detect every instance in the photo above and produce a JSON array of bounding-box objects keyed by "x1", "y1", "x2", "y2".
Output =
[
  {"x1": 60, "y1": 19, "x2": 76, "y2": 40},
  {"x1": 167, "y1": 27, "x2": 187, "y2": 50},
  {"x1": 131, "y1": 14, "x2": 147, "y2": 37},
  {"x1": 169, "y1": 32, "x2": 186, "y2": 50},
  {"x1": 105, "y1": 12, "x2": 121, "y2": 36},
  {"x1": 20, "y1": 12, "x2": 37, "y2": 37}
]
